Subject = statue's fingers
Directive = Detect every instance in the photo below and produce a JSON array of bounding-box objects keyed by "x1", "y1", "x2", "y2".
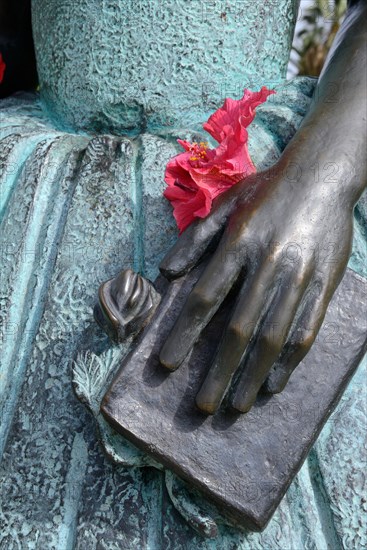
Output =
[
  {"x1": 159, "y1": 236, "x2": 243, "y2": 371},
  {"x1": 195, "y1": 262, "x2": 276, "y2": 414},
  {"x1": 230, "y1": 267, "x2": 312, "y2": 413},
  {"x1": 263, "y1": 278, "x2": 335, "y2": 394},
  {"x1": 160, "y1": 186, "x2": 239, "y2": 280}
]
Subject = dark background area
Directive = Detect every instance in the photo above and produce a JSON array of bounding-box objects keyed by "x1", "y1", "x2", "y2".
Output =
[{"x1": 0, "y1": 0, "x2": 37, "y2": 98}]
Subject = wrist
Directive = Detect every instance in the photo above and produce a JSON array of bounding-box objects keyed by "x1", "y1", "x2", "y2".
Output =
[{"x1": 274, "y1": 129, "x2": 366, "y2": 209}]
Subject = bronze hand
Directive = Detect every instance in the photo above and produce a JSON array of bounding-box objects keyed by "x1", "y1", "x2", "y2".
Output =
[{"x1": 159, "y1": 0, "x2": 367, "y2": 414}]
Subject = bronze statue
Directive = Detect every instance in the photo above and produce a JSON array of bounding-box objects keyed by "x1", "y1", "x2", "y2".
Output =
[
  {"x1": 97, "y1": 0, "x2": 366, "y2": 414},
  {"x1": 1, "y1": 0, "x2": 365, "y2": 541},
  {"x1": 93, "y1": 4, "x2": 367, "y2": 529}
]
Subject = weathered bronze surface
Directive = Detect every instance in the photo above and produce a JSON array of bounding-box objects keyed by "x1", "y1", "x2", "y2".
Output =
[
  {"x1": 101, "y1": 267, "x2": 367, "y2": 531},
  {"x1": 0, "y1": 0, "x2": 366, "y2": 545},
  {"x1": 158, "y1": 1, "x2": 367, "y2": 413},
  {"x1": 94, "y1": 269, "x2": 161, "y2": 343},
  {"x1": 96, "y1": 1, "x2": 367, "y2": 534}
]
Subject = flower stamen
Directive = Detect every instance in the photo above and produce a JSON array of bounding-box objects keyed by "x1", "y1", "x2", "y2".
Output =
[{"x1": 189, "y1": 141, "x2": 209, "y2": 162}]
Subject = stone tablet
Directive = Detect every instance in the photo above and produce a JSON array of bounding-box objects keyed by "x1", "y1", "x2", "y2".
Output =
[{"x1": 101, "y1": 268, "x2": 367, "y2": 531}]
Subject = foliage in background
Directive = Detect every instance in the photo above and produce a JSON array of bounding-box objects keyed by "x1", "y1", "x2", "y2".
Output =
[{"x1": 293, "y1": 0, "x2": 347, "y2": 76}]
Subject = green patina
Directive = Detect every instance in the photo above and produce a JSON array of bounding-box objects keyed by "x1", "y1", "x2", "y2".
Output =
[{"x1": 0, "y1": 0, "x2": 366, "y2": 547}]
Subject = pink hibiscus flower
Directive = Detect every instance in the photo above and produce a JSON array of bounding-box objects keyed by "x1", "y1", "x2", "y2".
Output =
[
  {"x1": 164, "y1": 86, "x2": 275, "y2": 233},
  {"x1": 0, "y1": 53, "x2": 6, "y2": 84}
]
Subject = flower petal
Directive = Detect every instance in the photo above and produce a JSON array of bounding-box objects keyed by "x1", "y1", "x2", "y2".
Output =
[
  {"x1": 0, "y1": 53, "x2": 6, "y2": 84},
  {"x1": 177, "y1": 139, "x2": 192, "y2": 152},
  {"x1": 165, "y1": 155, "x2": 197, "y2": 189},
  {"x1": 164, "y1": 185, "x2": 212, "y2": 233},
  {"x1": 164, "y1": 86, "x2": 275, "y2": 231}
]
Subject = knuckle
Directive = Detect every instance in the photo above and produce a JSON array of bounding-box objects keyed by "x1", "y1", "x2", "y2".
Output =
[
  {"x1": 292, "y1": 272, "x2": 308, "y2": 290},
  {"x1": 291, "y1": 331, "x2": 315, "y2": 355},
  {"x1": 227, "y1": 322, "x2": 245, "y2": 343},
  {"x1": 188, "y1": 288, "x2": 214, "y2": 310},
  {"x1": 299, "y1": 333, "x2": 316, "y2": 350},
  {"x1": 258, "y1": 332, "x2": 282, "y2": 356}
]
